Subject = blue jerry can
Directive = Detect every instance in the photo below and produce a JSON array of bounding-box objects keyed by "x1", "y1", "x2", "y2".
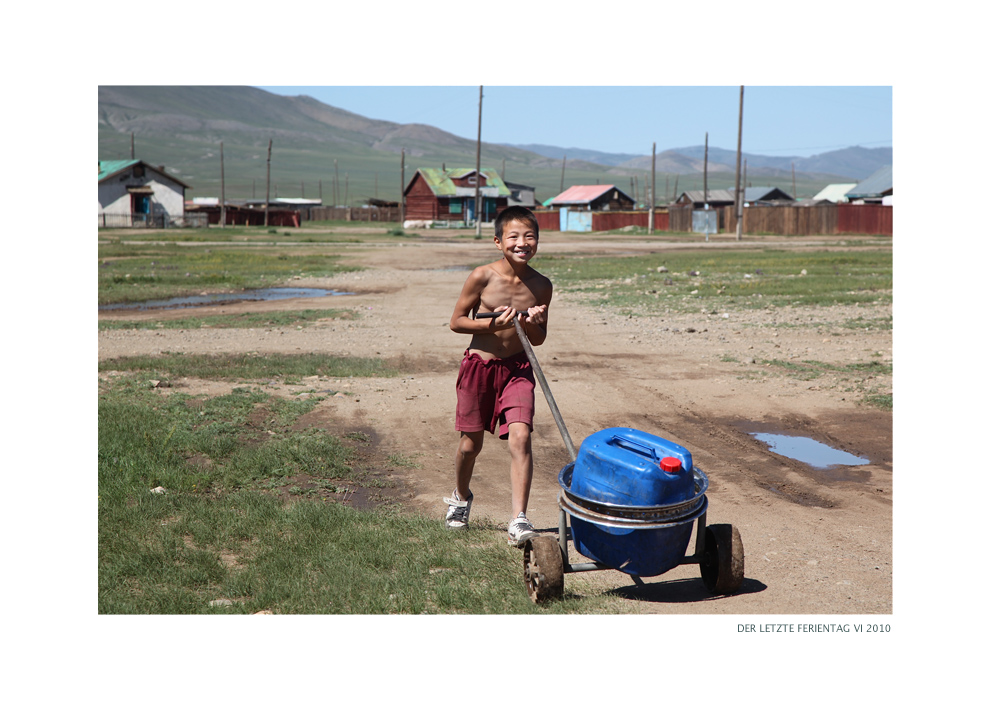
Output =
[{"x1": 571, "y1": 427, "x2": 694, "y2": 507}]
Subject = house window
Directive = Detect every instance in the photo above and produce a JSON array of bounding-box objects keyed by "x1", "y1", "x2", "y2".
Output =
[
  {"x1": 134, "y1": 165, "x2": 145, "y2": 178},
  {"x1": 450, "y1": 201, "x2": 463, "y2": 214},
  {"x1": 467, "y1": 176, "x2": 477, "y2": 185}
]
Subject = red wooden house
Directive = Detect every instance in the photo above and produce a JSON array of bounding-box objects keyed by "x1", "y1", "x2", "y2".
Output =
[{"x1": 403, "y1": 167, "x2": 511, "y2": 222}]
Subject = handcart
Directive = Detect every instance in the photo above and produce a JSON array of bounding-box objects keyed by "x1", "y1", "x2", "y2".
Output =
[{"x1": 480, "y1": 312, "x2": 745, "y2": 603}]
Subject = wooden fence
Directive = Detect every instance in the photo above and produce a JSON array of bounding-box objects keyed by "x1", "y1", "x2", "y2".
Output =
[
  {"x1": 836, "y1": 203, "x2": 892, "y2": 235},
  {"x1": 533, "y1": 209, "x2": 670, "y2": 232},
  {"x1": 675, "y1": 204, "x2": 891, "y2": 236},
  {"x1": 308, "y1": 205, "x2": 400, "y2": 222},
  {"x1": 533, "y1": 210, "x2": 559, "y2": 232},
  {"x1": 720, "y1": 203, "x2": 891, "y2": 236},
  {"x1": 592, "y1": 210, "x2": 670, "y2": 231},
  {"x1": 98, "y1": 213, "x2": 208, "y2": 228}
]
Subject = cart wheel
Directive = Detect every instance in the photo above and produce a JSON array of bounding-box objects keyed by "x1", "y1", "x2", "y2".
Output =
[
  {"x1": 524, "y1": 536, "x2": 564, "y2": 603},
  {"x1": 700, "y1": 524, "x2": 744, "y2": 595}
]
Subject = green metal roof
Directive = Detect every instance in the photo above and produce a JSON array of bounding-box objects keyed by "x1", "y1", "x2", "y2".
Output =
[
  {"x1": 98, "y1": 159, "x2": 191, "y2": 188},
  {"x1": 98, "y1": 159, "x2": 140, "y2": 182},
  {"x1": 411, "y1": 167, "x2": 511, "y2": 197}
]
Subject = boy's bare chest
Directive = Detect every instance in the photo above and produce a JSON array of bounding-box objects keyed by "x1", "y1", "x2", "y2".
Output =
[{"x1": 479, "y1": 274, "x2": 538, "y2": 310}]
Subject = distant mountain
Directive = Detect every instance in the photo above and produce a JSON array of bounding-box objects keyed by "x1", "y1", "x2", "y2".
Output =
[
  {"x1": 655, "y1": 144, "x2": 890, "y2": 181},
  {"x1": 506, "y1": 141, "x2": 890, "y2": 181},
  {"x1": 500, "y1": 143, "x2": 645, "y2": 167},
  {"x1": 98, "y1": 86, "x2": 872, "y2": 202}
]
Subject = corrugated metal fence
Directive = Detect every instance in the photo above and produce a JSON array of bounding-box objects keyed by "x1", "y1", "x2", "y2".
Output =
[{"x1": 621, "y1": 204, "x2": 891, "y2": 236}]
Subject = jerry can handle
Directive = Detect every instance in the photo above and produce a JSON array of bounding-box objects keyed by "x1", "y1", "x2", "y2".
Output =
[{"x1": 607, "y1": 435, "x2": 660, "y2": 461}]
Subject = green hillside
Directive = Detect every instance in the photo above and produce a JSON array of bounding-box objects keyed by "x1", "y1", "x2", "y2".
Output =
[{"x1": 98, "y1": 86, "x2": 849, "y2": 204}]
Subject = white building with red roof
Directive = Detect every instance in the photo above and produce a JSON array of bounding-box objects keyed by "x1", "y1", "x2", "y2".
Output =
[{"x1": 547, "y1": 185, "x2": 635, "y2": 211}]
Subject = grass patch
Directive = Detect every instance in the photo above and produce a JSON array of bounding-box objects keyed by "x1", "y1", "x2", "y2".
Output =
[
  {"x1": 841, "y1": 315, "x2": 893, "y2": 331},
  {"x1": 762, "y1": 358, "x2": 892, "y2": 377},
  {"x1": 386, "y1": 453, "x2": 422, "y2": 469},
  {"x1": 98, "y1": 242, "x2": 361, "y2": 305},
  {"x1": 536, "y1": 248, "x2": 892, "y2": 315},
  {"x1": 760, "y1": 358, "x2": 892, "y2": 409},
  {"x1": 98, "y1": 373, "x2": 621, "y2": 614},
  {"x1": 99, "y1": 308, "x2": 357, "y2": 331},
  {"x1": 98, "y1": 352, "x2": 397, "y2": 381},
  {"x1": 863, "y1": 392, "x2": 893, "y2": 410}
]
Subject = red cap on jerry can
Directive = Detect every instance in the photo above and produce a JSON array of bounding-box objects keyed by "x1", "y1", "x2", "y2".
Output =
[{"x1": 660, "y1": 456, "x2": 682, "y2": 473}]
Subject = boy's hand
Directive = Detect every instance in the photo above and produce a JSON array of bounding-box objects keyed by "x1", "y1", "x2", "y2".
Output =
[
  {"x1": 492, "y1": 305, "x2": 518, "y2": 329},
  {"x1": 522, "y1": 304, "x2": 547, "y2": 325}
]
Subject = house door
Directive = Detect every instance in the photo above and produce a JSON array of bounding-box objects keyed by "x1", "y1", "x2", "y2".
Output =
[
  {"x1": 464, "y1": 198, "x2": 475, "y2": 223},
  {"x1": 131, "y1": 194, "x2": 150, "y2": 222}
]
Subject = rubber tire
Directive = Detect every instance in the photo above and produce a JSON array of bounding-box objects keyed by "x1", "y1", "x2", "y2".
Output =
[
  {"x1": 524, "y1": 536, "x2": 565, "y2": 603},
  {"x1": 700, "y1": 524, "x2": 745, "y2": 595}
]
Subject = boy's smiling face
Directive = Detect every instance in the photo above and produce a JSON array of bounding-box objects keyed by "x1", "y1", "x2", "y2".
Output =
[{"x1": 495, "y1": 219, "x2": 538, "y2": 265}]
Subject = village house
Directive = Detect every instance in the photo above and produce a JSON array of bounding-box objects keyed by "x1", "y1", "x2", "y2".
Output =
[
  {"x1": 547, "y1": 185, "x2": 635, "y2": 211},
  {"x1": 98, "y1": 159, "x2": 190, "y2": 227},
  {"x1": 403, "y1": 167, "x2": 510, "y2": 223},
  {"x1": 743, "y1": 186, "x2": 794, "y2": 205},
  {"x1": 811, "y1": 183, "x2": 857, "y2": 204},
  {"x1": 845, "y1": 165, "x2": 892, "y2": 205},
  {"x1": 674, "y1": 189, "x2": 735, "y2": 209},
  {"x1": 504, "y1": 180, "x2": 537, "y2": 208}
]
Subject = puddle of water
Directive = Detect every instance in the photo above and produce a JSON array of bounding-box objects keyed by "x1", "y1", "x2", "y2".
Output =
[
  {"x1": 99, "y1": 287, "x2": 355, "y2": 311},
  {"x1": 750, "y1": 433, "x2": 869, "y2": 469}
]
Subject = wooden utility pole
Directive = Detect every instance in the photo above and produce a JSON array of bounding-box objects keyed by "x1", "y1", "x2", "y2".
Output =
[
  {"x1": 560, "y1": 155, "x2": 566, "y2": 193},
  {"x1": 673, "y1": 174, "x2": 679, "y2": 202},
  {"x1": 400, "y1": 148, "x2": 405, "y2": 224},
  {"x1": 501, "y1": 157, "x2": 505, "y2": 181},
  {"x1": 345, "y1": 173, "x2": 349, "y2": 207},
  {"x1": 130, "y1": 132, "x2": 135, "y2": 159},
  {"x1": 649, "y1": 142, "x2": 656, "y2": 234},
  {"x1": 264, "y1": 139, "x2": 272, "y2": 227},
  {"x1": 741, "y1": 159, "x2": 747, "y2": 234},
  {"x1": 703, "y1": 132, "x2": 709, "y2": 206},
  {"x1": 735, "y1": 86, "x2": 745, "y2": 241},
  {"x1": 474, "y1": 85, "x2": 483, "y2": 236},
  {"x1": 220, "y1": 141, "x2": 226, "y2": 228}
]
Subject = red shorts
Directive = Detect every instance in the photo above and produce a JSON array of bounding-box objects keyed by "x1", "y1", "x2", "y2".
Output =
[{"x1": 455, "y1": 350, "x2": 535, "y2": 439}]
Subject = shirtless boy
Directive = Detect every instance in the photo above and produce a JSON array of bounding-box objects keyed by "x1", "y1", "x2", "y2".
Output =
[{"x1": 444, "y1": 206, "x2": 553, "y2": 547}]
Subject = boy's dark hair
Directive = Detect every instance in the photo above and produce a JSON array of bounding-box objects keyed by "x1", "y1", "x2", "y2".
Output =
[{"x1": 495, "y1": 206, "x2": 539, "y2": 240}]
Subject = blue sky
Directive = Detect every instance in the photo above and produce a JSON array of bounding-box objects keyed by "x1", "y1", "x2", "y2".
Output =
[{"x1": 256, "y1": 86, "x2": 891, "y2": 159}]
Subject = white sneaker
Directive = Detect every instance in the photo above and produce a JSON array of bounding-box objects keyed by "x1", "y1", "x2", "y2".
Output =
[
  {"x1": 507, "y1": 513, "x2": 537, "y2": 547},
  {"x1": 443, "y1": 490, "x2": 473, "y2": 530}
]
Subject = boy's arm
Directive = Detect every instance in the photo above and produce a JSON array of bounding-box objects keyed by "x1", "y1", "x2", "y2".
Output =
[{"x1": 520, "y1": 280, "x2": 553, "y2": 346}]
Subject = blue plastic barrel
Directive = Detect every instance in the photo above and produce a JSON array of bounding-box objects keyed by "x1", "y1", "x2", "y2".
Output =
[
  {"x1": 561, "y1": 428, "x2": 704, "y2": 577},
  {"x1": 571, "y1": 428, "x2": 694, "y2": 507}
]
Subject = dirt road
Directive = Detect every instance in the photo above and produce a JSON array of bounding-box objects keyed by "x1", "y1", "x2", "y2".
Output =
[{"x1": 98, "y1": 230, "x2": 892, "y2": 614}]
